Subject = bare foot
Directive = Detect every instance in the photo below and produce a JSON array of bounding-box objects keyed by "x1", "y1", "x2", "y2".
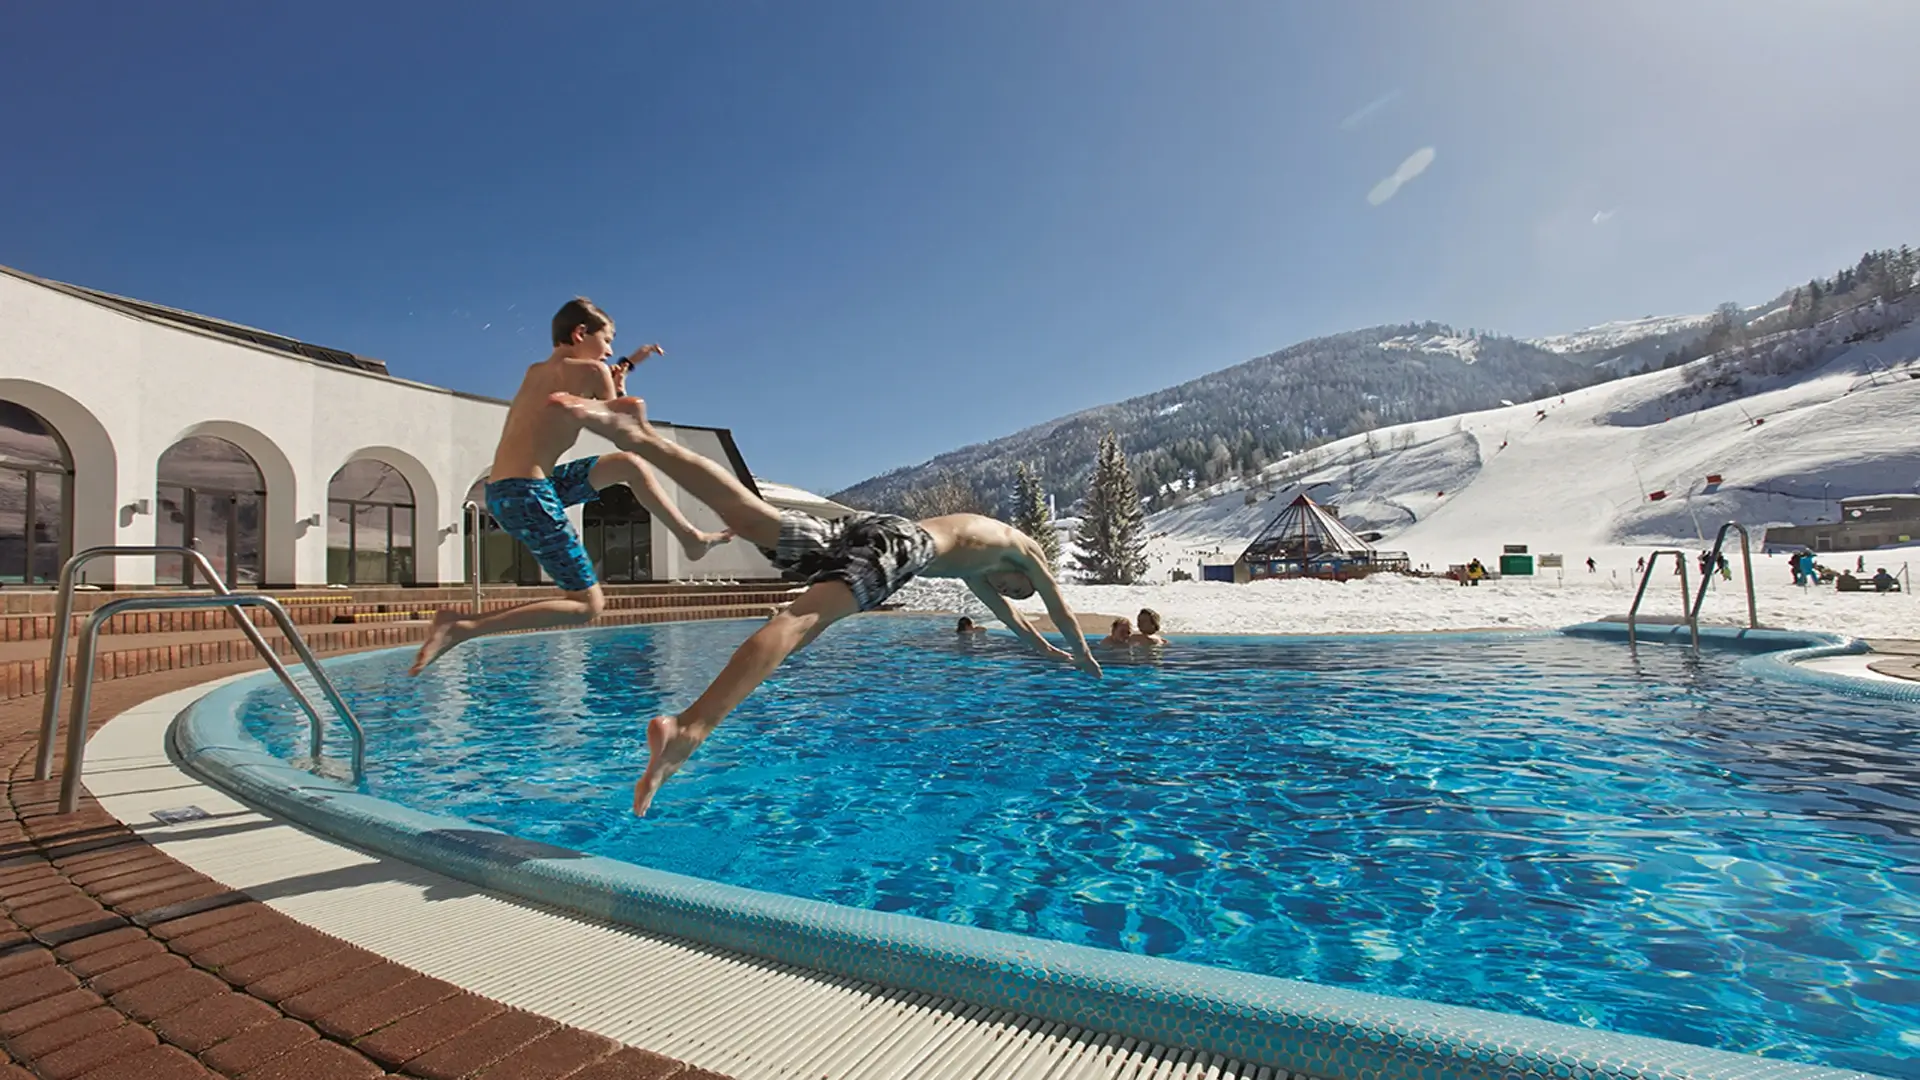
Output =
[
  {"x1": 550, "y1": 392, "x2": 658, "y2": 448},
  {"x1": 408, "y1": 609, "x2": 467, "y2": 676},
  {"x1": 681, "y1": 528, "x2": 735, "y2": 561},
  {"x1": 633, "y1": 713, "x2": 709, "y2": 816}
]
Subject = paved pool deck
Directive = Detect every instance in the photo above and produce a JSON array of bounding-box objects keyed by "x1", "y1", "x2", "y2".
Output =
[
  {"x1": 1863, "y1": 638, "x2": 1920, "y2": 680},
  {"x1": 0, "y1": 650, "x2": 732, "y2": 1080}
]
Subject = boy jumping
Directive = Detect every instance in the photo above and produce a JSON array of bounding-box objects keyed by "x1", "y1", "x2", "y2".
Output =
[
  {"x1": 548, "y1": 390, "x2": 1104, "y2": 816},
  {"x1": 410, "y1": 298, "x2": 732, "y2": 675}
]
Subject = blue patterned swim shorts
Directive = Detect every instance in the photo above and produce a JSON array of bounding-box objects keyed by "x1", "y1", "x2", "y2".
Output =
[{"x1": 485, "y1": 456, "x2": 601, "y2": 592}]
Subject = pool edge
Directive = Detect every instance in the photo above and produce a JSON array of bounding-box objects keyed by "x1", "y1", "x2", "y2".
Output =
[
  {"x1": 1560, "y1": 621, "x2": 1920, "y2": 701},
  {"x1": 171, "y1": 637, "x2": 1893, "y2": 1080}
]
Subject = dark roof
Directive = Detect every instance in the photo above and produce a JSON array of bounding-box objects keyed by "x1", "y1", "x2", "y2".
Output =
[{"x1": 1, "y1": 264, "x2": 390, "y2": 375}]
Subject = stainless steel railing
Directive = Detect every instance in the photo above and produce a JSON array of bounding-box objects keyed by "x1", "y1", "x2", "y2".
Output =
[
  {"x1": 1626, "y1": 549, "x2": 1698, "y2": 651},
  {"x1": 464, "y1": 500, "x2": 483, "y2": 615},
  {"x1": 36, "y1": 546, "x2": 365, "y2": 814},
  {"x1": 39, "y1": 546, "x2": 312, "y2": 780},
  {"x1": 1689, "y1": 522, "x2": 1759, "y2": 630}
]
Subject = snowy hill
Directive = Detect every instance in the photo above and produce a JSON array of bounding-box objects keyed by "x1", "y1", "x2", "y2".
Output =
[
  {"x1": 1142, "y1": 299, "x2": 1920, "y2": 575},
  {"x1": 832, "y1": 323, "x2": 1614, "y2": 515},
  {"x1": 1527, "y1": 313, "x2": 1716, "y2": 355}
]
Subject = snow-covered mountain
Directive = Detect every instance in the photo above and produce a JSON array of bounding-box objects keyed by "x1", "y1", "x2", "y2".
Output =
[
  {"x1": 831, "y1": 324, "x2": 1612, "y2": 514},
  {"x1": 1142, "y1": 299, "x2": 1920, "y2": 575}
]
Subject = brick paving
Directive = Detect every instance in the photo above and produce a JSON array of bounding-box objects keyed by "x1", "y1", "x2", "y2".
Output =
[
  {"x1": 0, "y1": 584, "x2": 797, "y2": 703},
  {"x1": 0, "y1": 643, "x2": 735, "y2": 1078}
]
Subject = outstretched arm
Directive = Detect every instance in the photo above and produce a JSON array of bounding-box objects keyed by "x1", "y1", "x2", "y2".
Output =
[
  {"x1": 964, "y1": 577, "x2": 1074, "y2": 662},
  {"x1": 608, "y1": 345, "x2": 663, "y2": 397},
  {"x1": 1012, "y1": 548, "x2": 1101, "y2": 676}
]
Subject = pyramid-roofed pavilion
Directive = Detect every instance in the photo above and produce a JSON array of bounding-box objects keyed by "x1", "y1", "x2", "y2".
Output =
[{"x1": 1231, "y1": 493, "x2": 1409, "y2": 581}]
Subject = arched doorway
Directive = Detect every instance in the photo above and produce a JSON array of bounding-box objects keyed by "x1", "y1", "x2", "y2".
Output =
[
  {"x1": 156, "y1": 436, "x2": 264, "y2": 587},
  {"x1": 464, "y1": 478, "x2": 541, "y2": 585},
  {"x1": 327, "y1": 460, "x2": 416, "y2": 585},
  {"x1": 584, "y1": 484, "x2": 652, "y2": 582},
  {"x1": 0, "y1": 401, "x2": 73, "y2": 585}
]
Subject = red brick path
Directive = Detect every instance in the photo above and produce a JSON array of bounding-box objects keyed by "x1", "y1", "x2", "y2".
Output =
[{"x1": 0, "y1": 653, "x2": 734, "y2": 1079}]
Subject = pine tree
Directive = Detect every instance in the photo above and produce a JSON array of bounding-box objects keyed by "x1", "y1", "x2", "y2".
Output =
[
  {"x1": 1072, "y1": 433, "x2": 1148, "y2": 584},
  {"x1": 1011, "y1": 462, "x2": 1060, "y2": 570}
]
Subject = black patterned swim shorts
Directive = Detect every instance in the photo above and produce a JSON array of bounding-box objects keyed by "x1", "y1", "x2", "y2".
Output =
[{"x1": 757, "y1": 511, "x2": 939, "y2": 611}]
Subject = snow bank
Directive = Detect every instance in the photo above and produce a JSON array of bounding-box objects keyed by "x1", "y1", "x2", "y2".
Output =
[{"x1": 891, "y1": 552, "x2": 1920, "y2": 640}]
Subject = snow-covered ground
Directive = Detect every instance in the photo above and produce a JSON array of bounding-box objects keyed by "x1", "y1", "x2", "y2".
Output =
[
  {"x1": 894, "y1": 305, "x2": 1920, "y2": 641},
  {"x1": 1526, "y1": 312, "x2": 1714, "y2": 355},
  {"x1": 892, "y1": 550, "x2": 1919, "y2": 640},
  {"x1": 1378, "y1": 332, "x2": 1482, "y2": 364}
]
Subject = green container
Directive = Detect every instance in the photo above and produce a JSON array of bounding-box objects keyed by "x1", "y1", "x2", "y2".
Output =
[{"x1": 1499, "y1": 554, "x2": 1534, "y2": 576}]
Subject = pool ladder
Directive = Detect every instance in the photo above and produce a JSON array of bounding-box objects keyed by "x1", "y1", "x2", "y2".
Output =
[
  {"x1": 35, "y1": 546, "x2": 366, "y2": 815},
  {"x1": 1626, "y1": 522, "x2": 1760, "y2": 651}
]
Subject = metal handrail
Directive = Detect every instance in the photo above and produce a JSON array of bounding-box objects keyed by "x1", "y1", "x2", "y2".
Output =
[
  {"x1": 1627, "y1": 549, "x2": 1698, "y2": 651},
  {"x1": 464, "y1": 500, "x2": 483, "y2": 614},
  {"x1": 38, "y1": 546, "x2": 326, "y2": 781},
  {"x1": 57, "y1": 592, "x2": 366, "y2": 814},
  {"x1": 1689, "y1": 522, "x2": 1759, "y2": 630}
]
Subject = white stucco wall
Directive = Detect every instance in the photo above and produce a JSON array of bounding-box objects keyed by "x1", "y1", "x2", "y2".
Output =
[{"x1": 0, "y1": 268, "x2": 787, "y2": 587}]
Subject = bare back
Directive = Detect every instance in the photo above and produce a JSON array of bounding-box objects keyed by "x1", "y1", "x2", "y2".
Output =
[
  {"x1": 490, "y1": 357, "x2": 616, "y2": 481},
  {"x1": 917, "y1": 514, "x2": 1040, "y2": 579}
]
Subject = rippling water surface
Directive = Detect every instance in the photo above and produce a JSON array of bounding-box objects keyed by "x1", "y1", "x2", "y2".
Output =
[{"x1": 231, "y1": 618, "x2": 1920, "y2": 1076}]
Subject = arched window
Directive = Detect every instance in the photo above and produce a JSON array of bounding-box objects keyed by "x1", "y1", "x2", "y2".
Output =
[
  {"x1": 156, "y1": 437, "x2": 264, "y2": 587},
  {"x1": 327, "y1": 461, "x2": 415, "y2": 585},
  {"x1": 0, "y1": 401, "x2": 73, "y2": 585},
  {"x1": 583, "y1": 484, "x2": 652, "y2": 583}
]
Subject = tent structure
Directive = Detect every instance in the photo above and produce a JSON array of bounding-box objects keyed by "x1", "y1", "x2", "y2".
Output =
[{"x1": 1228, "y1": 494, "x2": 1409, "y2": 581}]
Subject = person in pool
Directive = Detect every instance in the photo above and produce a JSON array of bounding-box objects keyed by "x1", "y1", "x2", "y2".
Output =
[
  {"x1": 955, "y1": 616, "x2": 988, "y2": 634},
  {"x1": 547, "y1": 391, "x2": 1104, "y2": 816},
  {"x1": 1132, "y1": 607, "x2": 1167, "y2": 645},
  {"x1": 409, "y1": 298, "x2": 731, "y2": 676},
  {"x1": 1099, "y1": 618, "x2": 1134, "y2": 647}
]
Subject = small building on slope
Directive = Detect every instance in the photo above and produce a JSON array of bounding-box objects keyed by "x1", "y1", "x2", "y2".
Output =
[{"x1": 1228, "y1": 494, "x2": 1410, "y2": 582}]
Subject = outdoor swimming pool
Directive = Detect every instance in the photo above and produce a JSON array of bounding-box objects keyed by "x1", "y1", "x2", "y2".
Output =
[{"x1": 218, "y1": 618, "x2": 1915, "y2": 1077}]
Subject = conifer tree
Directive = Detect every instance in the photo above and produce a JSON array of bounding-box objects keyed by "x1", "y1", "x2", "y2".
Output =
[
  {"x1": 1072, "y1": 433, "x2": 1148, "y2": 584},
  {"x1": 1011, "y1": 462, "x2": 1060, "y2": 570}
]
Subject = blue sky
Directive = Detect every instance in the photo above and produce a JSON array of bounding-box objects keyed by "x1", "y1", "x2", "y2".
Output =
[{"x1": 4, "y1": 1, "x2": 1918, "y2": 494}]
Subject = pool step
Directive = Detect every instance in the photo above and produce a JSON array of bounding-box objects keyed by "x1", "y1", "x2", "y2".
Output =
[
  {"x1": 331, "y1": 610, "x2": 439, "y2": 624},
  {"x1": 0, "y1": 583, "x2": 803, "y2": 643},
  {"x1": 0, "y1": 599, "x2": 796, "y2": 702}
]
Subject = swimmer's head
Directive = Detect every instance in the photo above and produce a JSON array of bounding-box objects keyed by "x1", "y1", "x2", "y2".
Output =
[
  {"x1": 1136, "y1": 608, "x2": 1161, "y2": 636},
  {"x1": 986, "y1": 570, "x2": 1035, "y2": 600},
  {"x1": 553, "y1": 297, "x2": 615, "y2": 357},
  {"x1": 1109, "y1": 618, "x2": 1133, "y2": 638},
  {"x1": 956, "y1": 616, "x2": 976, "y2": 633}
]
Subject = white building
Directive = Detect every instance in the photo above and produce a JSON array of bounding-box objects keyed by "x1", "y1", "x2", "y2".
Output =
[{"x1": 0, "y1": 263, "x2": 852, "y2": 589}]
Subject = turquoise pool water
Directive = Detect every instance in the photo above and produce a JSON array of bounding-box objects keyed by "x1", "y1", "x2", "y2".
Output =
[{"x1": 231, "y1": 618, "x2": 1917, "y2": 1076}]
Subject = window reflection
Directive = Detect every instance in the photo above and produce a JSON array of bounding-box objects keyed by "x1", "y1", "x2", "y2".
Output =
[
  {"x1": 0, "y1": 401, "x2": 72, "y2": 586},
  {"x1": 155, "y1": 437, "x2": 265, "y2": 587},
  {"x1": 327, "y1": 460, "x2": 415, "y2": 585}
]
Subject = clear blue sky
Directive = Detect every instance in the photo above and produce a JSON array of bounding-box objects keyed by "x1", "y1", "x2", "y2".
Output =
[{"x1": 4, "y1": 1, "x2": 1918, "y2": 494}]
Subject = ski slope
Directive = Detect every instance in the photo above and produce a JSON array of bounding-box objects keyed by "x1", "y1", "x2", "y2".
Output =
[
  {"x1": 893, "y1": 304, "x2": 1920, "y2": 639},
  {"x1": 1143, "y1": 307, "x2": 1920, "y2": 575}
]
